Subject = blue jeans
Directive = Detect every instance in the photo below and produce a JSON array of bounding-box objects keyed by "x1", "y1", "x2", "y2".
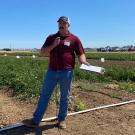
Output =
[{"x1": 33, "y1": 68, "x2": 73, "y2": 122}]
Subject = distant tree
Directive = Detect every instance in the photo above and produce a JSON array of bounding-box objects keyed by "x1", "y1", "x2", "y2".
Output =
[{"x1": 3, "y1": 48, "x2": 11, "y2": 51}]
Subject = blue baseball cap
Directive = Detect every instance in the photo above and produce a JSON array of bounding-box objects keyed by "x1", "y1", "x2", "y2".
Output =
[{"x1": 57, "y1": 16, "x2": 70, "y2": 25}]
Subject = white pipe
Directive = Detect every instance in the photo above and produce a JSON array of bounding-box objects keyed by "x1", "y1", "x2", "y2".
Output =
[
  {"x1": 42, "y1": 99, "x2": 135, "y2": 121},
  {"x1": 0, "y1": 100, "x2": 135, "y2": 132}
]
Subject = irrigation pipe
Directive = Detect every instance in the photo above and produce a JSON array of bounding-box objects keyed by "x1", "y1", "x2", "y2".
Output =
[{"x1": 0, "y1": 99, "x2": 135, "y2": 132}]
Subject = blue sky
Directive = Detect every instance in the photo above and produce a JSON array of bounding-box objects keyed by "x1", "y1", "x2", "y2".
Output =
[{"x1": 0, "y1": 0, "x2": 135, "y2": 49}]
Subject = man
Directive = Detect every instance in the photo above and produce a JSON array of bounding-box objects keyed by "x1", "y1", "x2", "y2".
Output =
[{"x1": 22, "y1": 16, "x2": 89, "y2": 129}]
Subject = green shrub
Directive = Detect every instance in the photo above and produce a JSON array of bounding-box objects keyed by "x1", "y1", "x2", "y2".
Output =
[{"x1": 75, "y1": 99, "x2": 86, "y2": 111}]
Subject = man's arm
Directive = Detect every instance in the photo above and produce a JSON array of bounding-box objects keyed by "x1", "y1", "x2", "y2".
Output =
[
  {"x1": 78, "y1": 53, "x2": 89, "y2": 65},
  {"x1": 41, "y1": 45, "x2": 56, "y2": 57},
  {"x1": 41, "y1": 37, "x2": 60, "y2": 57}
]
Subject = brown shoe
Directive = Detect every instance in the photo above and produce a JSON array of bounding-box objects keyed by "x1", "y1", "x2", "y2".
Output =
[
  {"x1": 58, "y1": 121, "x2": 66, "y2": 129},
  {"x1": 22, "y1": 118, "x2": 39, "y2": 127}
]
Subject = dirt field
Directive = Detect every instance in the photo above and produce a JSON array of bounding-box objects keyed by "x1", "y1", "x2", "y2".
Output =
[{"x1": 0, "y1": 83, "x2": 135, "y2": 135}]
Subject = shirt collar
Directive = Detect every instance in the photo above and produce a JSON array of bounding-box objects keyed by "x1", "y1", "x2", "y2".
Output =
[{"x1": 57, "y1": 31, "x2": 70, "y2": 37}]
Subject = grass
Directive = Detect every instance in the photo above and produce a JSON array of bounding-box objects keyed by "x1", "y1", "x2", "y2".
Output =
[
  {"x1": 107, "y1": 92, "x2": 121, "y2": 99},
  {"x1": 1, "y1": 51, "x2": 135, "y2": 61},
  {"x1": 119, "y1": 81, "x2": 135, "y2": 93},
  {"x1": 86, "y1": 52, "x2": 135, "y2": 61}
]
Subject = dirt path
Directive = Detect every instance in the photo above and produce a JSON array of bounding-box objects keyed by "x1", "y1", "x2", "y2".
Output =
[
  {"x1": 0, "y1": 85, "x2": 135, "y2": 135},
  {"x1": 0, "y1": 88, "x2": 35, "y2": 128}
]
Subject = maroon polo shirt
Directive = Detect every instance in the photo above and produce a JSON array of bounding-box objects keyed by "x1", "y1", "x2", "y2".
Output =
[{"x1": 42, "y1": 31, "x2": 84, "y2": 71}]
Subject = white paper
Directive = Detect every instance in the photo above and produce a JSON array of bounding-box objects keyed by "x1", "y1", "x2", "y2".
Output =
[{"x1": 80, "y1": 64, "x2": 105, "y2": 74}]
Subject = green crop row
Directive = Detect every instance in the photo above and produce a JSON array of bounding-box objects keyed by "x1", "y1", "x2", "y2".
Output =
[
  {"x1": 86, "y1": 52, "x2": 135, "y2": 61},
  {"x1": 74, "y1": 65, "x2": 135, "y2": 82},
  {"x1": 0, "y1": 57, "x2": 135, "y2": 100},
  {"x1": 0, "y1": 57, "x2": 48, "y2": 99}
]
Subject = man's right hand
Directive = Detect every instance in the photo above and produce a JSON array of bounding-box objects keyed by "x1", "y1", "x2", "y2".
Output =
[
  {"x1": 53, "y1": 37, "x2": 60, "y2": 46},
  {"x1": 41, "y1": 37, "x2": 61, "y2": 57}
]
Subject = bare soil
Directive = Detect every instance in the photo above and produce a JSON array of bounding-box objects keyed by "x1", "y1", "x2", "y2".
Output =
[{"x1": 0, "y1": 83, "x2": 135, "y2": 135}]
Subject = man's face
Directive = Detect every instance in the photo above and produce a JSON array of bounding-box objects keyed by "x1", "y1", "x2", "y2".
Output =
[{"x1": 58, "y1": 20, "x2": 69, "y2": 32}]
